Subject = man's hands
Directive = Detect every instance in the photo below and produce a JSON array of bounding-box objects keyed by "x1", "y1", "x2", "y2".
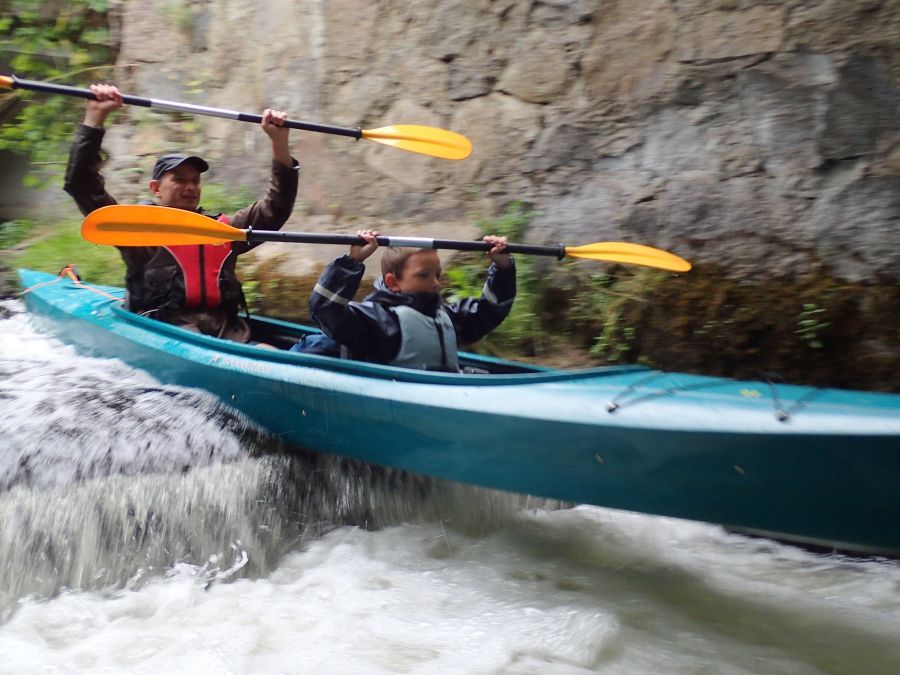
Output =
[
  {"x1": 82, "y1": 85, "x2": 293, "y2": 167},
  {"x1": 261, "y1": 108, "x2": 292, "y2": 167},
  {"x1": 84, "y1": 83, "x2": 123, "y2": 128}
]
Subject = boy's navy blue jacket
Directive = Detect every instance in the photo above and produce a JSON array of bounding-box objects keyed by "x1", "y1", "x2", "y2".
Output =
[{"x1": 309, "y1": 254, "x2": 516, "y2": 364}]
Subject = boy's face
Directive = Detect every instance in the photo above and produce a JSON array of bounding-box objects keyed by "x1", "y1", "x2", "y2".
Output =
[
  {"x1": 388, "y1": 250, "x2": 443, "y2": 294},
  {"x1": 149, "y1": 165, "x2": 202, "y2": 211}
]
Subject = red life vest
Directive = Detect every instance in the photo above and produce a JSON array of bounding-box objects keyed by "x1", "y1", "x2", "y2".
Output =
[{"x1": 163, "y1": 214, "x2": 234, "y2": 308}]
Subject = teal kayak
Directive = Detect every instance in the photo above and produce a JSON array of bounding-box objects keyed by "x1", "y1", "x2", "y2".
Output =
[{"x1": 18, "y1": 269, "x2": 900, "y2": 554}]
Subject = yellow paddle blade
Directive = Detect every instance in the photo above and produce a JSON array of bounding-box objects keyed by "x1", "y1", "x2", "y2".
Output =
[
  {"x1": 82, "y1": 205, "x2": 247, "y2": 246},
  {"x1": 361, "y1": 124, "x2": 472, "y2": 160},
  {"x1": 0, "y1": 75, "x2": 13, "y2": 90},
  {"x1": 564, "y1": 242, "x2": 692, "y2": 272}
]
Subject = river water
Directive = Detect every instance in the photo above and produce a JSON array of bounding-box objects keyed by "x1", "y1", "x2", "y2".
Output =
[{"x1": 1, "y1": 299, "x2": 899, "y2": 674}]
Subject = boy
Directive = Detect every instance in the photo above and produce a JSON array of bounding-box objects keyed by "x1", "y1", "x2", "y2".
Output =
[{"x1": 300, "y1": 229, "x2": 515, "y2": 371}]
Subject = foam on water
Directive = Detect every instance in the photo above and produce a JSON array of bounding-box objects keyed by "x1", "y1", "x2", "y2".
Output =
[
  {"x1": 0, "y1": 302, "x2": 261, "y2": 490},
  {"x1": 2, "y1": 300, "x2": 899, "y2": 673},
  {"x1": 2, "y1": 508, "x2": 899, "y2": 674},
  {"x1": 0, "y1": 301, "x2": 527, "y2": 613}
]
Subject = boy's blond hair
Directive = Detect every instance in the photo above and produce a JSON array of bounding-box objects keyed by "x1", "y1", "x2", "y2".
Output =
[{"x1": 381, "y1": 247, "x2": 432, "y2": 278}]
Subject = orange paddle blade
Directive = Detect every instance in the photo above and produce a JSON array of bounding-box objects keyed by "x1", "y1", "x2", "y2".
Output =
[
  {"x1": 361, "y1": 125, "x2": 472, "y2": 160},
  {"x1": 564, "y1": 242, "x2": 692, "y2": 272},
  {"x1": 82, "y1": 205, "x2": 248, "y2": 246}
]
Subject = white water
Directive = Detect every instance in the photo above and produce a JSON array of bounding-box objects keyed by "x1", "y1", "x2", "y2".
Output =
[{"x1": 1, "y1": 300, "x2": 899, "y2": 674}]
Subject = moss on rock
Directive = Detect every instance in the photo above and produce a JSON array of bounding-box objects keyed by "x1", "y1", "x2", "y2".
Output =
[{"x1": 544, "y1": 264, "x2": 899, "y2": 393}]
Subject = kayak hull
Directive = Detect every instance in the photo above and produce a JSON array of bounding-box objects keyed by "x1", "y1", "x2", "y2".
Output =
[{"x1": 18, "y1": 269, "x2": 900, "y2": 555}]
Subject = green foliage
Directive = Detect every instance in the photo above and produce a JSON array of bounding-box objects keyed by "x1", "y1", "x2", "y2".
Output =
[
  {"x1": 569, "y1": 267, "x2": 666, "y2": 363},
  {"x1": 163, "y1": 0, "x2": 195, "y2": 36},
  {"x1": 200, "y1": 182, "x2": 256, "y2": 216},
  {"x1": 442, "y1": 202, "x2": 544, "y2": 355},
  {"x1": 796, "y1": 302, "x2": 829, "y2": 349},
  {"x1": 0, "y1": 218, "x2": 37, "y2": 248},
  {"x1": 477, "y1": 201, "x2": 534, "y2": 242},
  {"x1": 12, "y1": 218, "x2": 124, "y2": 285},
  {"x1": 0, "y1": 0, "x2": 116, "y2": 186},
  {"x1": 443, "y1": 202, "x2": 535, "y2": 303},
  {"x1": 442, "y1": 202, "x2": 674, "y2": 363},
  {"x1": 241, "y1": 277, "x2": 262, "y2": 313}
]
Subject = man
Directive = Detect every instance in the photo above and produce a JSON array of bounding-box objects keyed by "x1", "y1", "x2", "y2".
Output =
[{"x1": 64, "y1": 83, "x2": 299, "y2": 342}]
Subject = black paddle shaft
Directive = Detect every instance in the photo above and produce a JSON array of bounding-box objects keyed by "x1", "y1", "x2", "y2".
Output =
[
  {"x1": 7, "y1": 76, "x2": 362, "y2": 139},
  {"x1": 244, "y1": 229, "x2": 567, "y2": 259}
]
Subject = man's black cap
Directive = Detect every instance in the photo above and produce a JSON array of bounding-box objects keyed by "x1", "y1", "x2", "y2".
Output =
[{"x1": 152, "y1": 154, "x2": 210, "y2": 181}]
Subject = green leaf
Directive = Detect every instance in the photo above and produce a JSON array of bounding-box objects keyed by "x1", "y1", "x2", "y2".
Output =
[{"x1": 0, "y1": 0, "x2": 116, "y2": 187}]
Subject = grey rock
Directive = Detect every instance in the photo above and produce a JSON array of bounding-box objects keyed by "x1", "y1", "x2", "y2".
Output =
[
  {"x1": 811, "y1": 176, "x2": 900, "y2": 282},
  {"x1": 68, "y1": 0, "x2": 900, "y2": 284}
]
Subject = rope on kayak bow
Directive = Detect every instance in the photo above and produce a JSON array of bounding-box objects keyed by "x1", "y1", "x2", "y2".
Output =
[
  {"x1": 17, "y1": 264, "x2": 124, "y2": 303},
  {"x1": 759, "y1": 372, "x2": 791, "y2": 422},
  {"x1": 758, "y1": 372, "x2": 826, "y2": 423},
  {"x1": 606, "y1": 371, "x2": 735, "y2": 413},
  {"x1": 607, "y1": 370, "x2": 827, "y2": 422},
  {"x1": 606, "y1": 371, "x2": 668, "y2": 413}
]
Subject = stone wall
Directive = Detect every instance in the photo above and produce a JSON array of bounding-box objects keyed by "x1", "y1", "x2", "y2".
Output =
[{"x1": 100, "y1": 0, "x2": 899, "y2": 284}]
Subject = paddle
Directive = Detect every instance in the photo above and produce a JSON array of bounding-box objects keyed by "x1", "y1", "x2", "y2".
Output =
[
  {"x1": 82, "y1": 205, "x2": 692, "y2": 272},
  {"x1": 0, "y1": 74, "x2": 472, "y2": 160}
]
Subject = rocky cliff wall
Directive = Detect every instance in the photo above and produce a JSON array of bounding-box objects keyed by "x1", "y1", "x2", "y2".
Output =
[{"x1": 101, "y1": 0, "x2": 899, "y2": 284}]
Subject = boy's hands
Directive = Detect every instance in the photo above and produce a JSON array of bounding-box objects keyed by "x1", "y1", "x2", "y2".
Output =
[
  {"x1": 350, "y1": 229, "x2": 380, "y2": 263},
  {"x1": 483, "y1": 234, "x2": 511, "y2": 269}
]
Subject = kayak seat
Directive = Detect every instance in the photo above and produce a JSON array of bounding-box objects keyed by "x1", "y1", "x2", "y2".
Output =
[
  {"x1": 245, "y1": 316, "x2": 540, "y2": 375},
  {"x1": 289, "y1": 332, "x2": 346, "y2": 358}
]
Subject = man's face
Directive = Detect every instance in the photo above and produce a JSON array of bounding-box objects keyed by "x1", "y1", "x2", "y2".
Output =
[{"x1": 149, "y1": 164, "x2": 202, "y2": 211}]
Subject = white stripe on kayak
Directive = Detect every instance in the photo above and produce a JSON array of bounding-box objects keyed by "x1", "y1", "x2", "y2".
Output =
[
  {"x1": 149, "y1": 98, "x2": 242, "y2": 120},
  {"x1": 313, "y1": 283, "x2": 349, "y2": 305}
]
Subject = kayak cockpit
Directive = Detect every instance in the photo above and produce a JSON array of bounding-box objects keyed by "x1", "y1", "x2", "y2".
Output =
[
  {"x1": 110, "y1": 301, "x2": 650, "y2": 384},
  {"x1": 245, "y1": 313, "x2": 551, "y2": 375}
]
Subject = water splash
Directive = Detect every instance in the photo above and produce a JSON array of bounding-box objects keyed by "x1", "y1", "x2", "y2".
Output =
[
  {"x1": 0, "y1": 304, "x2": 274, "y2": 489},
  {"x1": 0, "y1": 301, "x2": 528, "y2": 615}
]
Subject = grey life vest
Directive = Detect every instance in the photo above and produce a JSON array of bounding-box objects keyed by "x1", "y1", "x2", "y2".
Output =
[{"x1": 388, "y1": 305, "x2": 459, "y2": 372}]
